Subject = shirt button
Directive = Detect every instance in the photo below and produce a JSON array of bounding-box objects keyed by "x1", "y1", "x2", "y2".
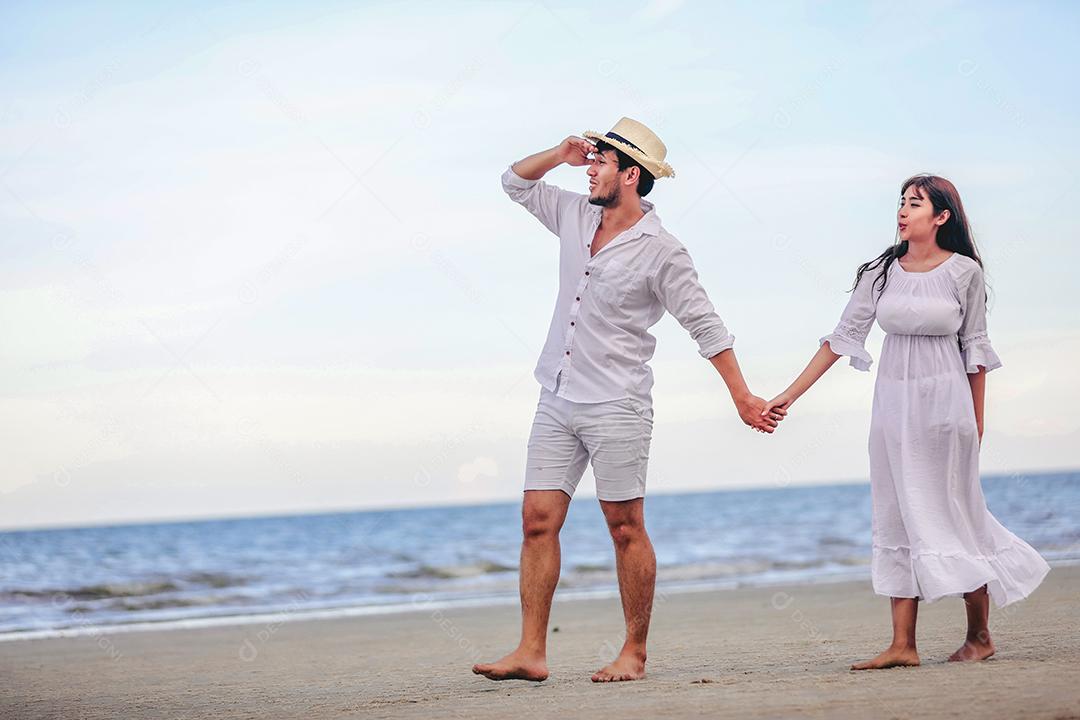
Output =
[
  {"x1": 570, "y1": 321, "x2": 575, "y2": 326},
  {"x1": 575, "y1": 296, "x2": 580, "y2": 301},
  {"x1": 584, "y1": 271, "x2": 589, "y2": 276},
  {"x1": 565, "y1": 351, "x2": 570, "y2": 355}
]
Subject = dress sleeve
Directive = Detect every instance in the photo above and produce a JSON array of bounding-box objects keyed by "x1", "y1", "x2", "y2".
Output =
[
  {"x1": 500, "y1": 164, "x2": 581, "y2": 237},
  {"x1": 820, "y1": 266, "x2": 877, "y2": 371},
  {"x1": 958, "y1": 263, "x2": 1002, "y2": 373},
  {"x1": 651, "y1": 245, "x2": 735, "y2": 359}
]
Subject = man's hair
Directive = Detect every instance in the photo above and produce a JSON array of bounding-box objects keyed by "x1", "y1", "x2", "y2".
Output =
[{"x1": 593, "y1": 140, "x2": 656, "y2": 197}]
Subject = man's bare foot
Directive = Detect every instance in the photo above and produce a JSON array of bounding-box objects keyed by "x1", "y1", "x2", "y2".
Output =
[
  {"x1": 472, "y1": 649, "x2": 549, "y2": 681},
  {"x1": 591, "y1": 650, "x2": 646, "y2": 682},
  {"x1": 850, "y1": 646, "x2": 920, "y2": 671},
  {"x1": 948, "y1": 635, "x2": 995, "y2": 662}
]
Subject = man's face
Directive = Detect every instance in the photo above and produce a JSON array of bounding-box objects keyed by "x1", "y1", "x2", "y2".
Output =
[{"x1": 586, "y1": 149, "x2": 625, "y2": 207}]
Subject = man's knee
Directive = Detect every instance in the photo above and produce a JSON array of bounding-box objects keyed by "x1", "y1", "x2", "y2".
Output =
[
  {"x1": 521, "y1": 496, "x2": 565, "y2": 540},
  {"x1": 607, "y1": 519, "x2": 646, "y2": 550},
  {"x1": 523, "y1": 514, "x2": 555, "y2": 540}
]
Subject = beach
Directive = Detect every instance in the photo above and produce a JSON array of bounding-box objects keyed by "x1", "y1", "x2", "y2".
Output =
[{"x1": 2, "y1": 564, "x2": 1077, "y2": 719}]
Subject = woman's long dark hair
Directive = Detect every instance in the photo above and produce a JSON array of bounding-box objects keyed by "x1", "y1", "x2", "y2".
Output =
[{"x1": 853, "y1": 174, "x2": 983, "y2": 296}]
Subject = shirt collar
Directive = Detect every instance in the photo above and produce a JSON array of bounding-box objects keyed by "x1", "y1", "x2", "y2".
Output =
[{"x1": 590, "y1": 197, "x2": 661, "y2": 239}]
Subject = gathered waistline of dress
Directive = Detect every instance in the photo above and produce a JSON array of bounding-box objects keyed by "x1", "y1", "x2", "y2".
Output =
[{"x1": 883, "y1": 332, "x2": 960, "y2": 339}]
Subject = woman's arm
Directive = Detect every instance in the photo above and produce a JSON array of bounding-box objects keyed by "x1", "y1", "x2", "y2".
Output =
[
  {"x1": 968, "y1": 367, "x2": 986, "y2": 443},
  {"x1": 761, "y1": 343, "x2": 841, "y2": 415},
  {"x1": 956, "y1": 262, "x2": 997, "y2": 446},
  {"x1": 764, "y1": 260, "x2": 878, "y2": 418}
]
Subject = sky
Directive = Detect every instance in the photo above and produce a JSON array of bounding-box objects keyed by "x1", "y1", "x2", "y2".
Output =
[{"x1": 2, "y1": 0, "x2": 1078, "y2": 530}]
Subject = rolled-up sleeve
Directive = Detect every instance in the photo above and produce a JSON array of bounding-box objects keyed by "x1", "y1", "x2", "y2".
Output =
[
  {"x1": 651, "y1": 245, "x2": 734, "y2": 359},
  {"x1": 501, "y1": 164, "x2": 581, "y2": 237}
]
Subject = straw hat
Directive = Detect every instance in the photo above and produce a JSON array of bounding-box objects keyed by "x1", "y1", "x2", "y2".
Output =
[{"x1": 583, "y1": 117, "x2": 675, "y2": 179}]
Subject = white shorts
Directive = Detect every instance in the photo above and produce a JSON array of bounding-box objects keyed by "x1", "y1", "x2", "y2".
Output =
[{"x1": 524, "y1": 381, "x2": 654, "y2": 502}]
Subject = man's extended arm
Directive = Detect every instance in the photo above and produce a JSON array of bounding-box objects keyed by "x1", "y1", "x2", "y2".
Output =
[
  {"x1": 709, "y1": 349, "x2": 779, "y2": 433},
  {"x1": 651, "y1": 245, "x2": 780, "y2": 433}
]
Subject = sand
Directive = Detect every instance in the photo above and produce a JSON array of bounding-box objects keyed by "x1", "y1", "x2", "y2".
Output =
[{"x1": 2, "y1": 565, "x2": 1079, "y2": 720}]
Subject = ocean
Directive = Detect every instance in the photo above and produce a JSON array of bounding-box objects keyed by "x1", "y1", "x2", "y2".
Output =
[{"x1": 1, "y1": 471, "x2": 1077, "y2": 641}]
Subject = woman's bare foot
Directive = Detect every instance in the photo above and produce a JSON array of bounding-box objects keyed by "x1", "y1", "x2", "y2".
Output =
[
  {"x1": 591, "y1": 649, "x2": 646, "y2": 682},
  {"x1": 472, "y1": 649, "x2": 549, "y2": 681},
  {"x1": 948, "y1": 634, "x2": 995, "y2": 662},
  {"x1": 850, "y1": 645, "x2": 920, "y2": 671}
]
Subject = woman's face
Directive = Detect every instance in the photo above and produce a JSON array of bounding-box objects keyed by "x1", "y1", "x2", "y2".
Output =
[{"x1": 897, "y1": 185, "x2": 949, "y2": 242}]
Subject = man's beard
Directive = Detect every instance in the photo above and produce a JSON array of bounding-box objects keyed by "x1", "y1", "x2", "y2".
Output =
[{"x1": 588, "y1": 184, "x2": 619, "y2": 207}]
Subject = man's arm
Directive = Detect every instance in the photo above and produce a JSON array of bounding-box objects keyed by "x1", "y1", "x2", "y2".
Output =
[
  {"x1": 651, "y1": 245, "x2": 780, "y2": 433},
  {"x1": 511, "y1": 136, "x2": 594, "y2": 179},
  {"x1": 709, "y1": 349, "x2": 779, "y2": 433},
  {"x1": 501, "y1": 137, "x2": 596, "y2": 237}
]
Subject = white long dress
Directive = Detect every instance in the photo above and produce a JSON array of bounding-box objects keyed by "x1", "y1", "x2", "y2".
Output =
[{"x1": 822, "y1": 252, "x2": 1050, "y2": 607}]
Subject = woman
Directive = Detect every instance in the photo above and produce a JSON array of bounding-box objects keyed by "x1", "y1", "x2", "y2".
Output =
[{"x1": 762, "y1": 175, "x2": 1050, "y2": 670}]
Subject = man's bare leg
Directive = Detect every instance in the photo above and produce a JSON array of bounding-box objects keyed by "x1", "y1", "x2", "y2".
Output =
[
  {"x1": 949, "y1": 584, "x2": 995, "y2": 661},
  {"x1": 591, "y1": 497, "x2": 655, "y2": 682},
  {"x1": 851, "y1": 596, "x2": 921, "y2": 670},
  {"x1": 472, "y1": 489, "x2": 571, "y2": 681}
]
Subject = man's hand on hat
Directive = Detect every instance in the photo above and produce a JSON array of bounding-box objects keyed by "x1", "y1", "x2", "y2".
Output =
[{"x1": 556, "y1": 136, "x2": 597, "y2": 167}]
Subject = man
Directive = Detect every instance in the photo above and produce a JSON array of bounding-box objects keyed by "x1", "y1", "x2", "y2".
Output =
[{"x1": 472, "y1": 118, "x2": 784, "y2": 684}]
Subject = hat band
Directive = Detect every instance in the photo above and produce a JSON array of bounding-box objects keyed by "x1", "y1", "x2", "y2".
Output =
[{"x1": 603, "y1": 132, "x2": 643, "y2": 153}]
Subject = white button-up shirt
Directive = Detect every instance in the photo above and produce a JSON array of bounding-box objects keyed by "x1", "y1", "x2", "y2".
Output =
[{"x1": 502, "y1": 165, "x2": 734, "y2": 404}]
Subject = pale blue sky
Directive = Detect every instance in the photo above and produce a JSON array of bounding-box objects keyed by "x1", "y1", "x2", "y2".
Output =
[{"x1": 2, "y1": 1, "x2": 1078, "y2": 530}]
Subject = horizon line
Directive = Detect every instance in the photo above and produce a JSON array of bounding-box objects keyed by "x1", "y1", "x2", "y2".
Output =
[{"x1": 2, "y1": 466, "x2": 1076, "y2": 535}]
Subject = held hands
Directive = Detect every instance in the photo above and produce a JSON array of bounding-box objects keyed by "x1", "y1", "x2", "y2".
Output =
[
  {"x1": 756, "y1": 391, "x2": 797, "y2": 434},
  {"x1": 737, "y1": 393, "x2": 786, "y2": 434},
  {"x1": 754, "y1": 345, "x2": 837, "y2": 434}
]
